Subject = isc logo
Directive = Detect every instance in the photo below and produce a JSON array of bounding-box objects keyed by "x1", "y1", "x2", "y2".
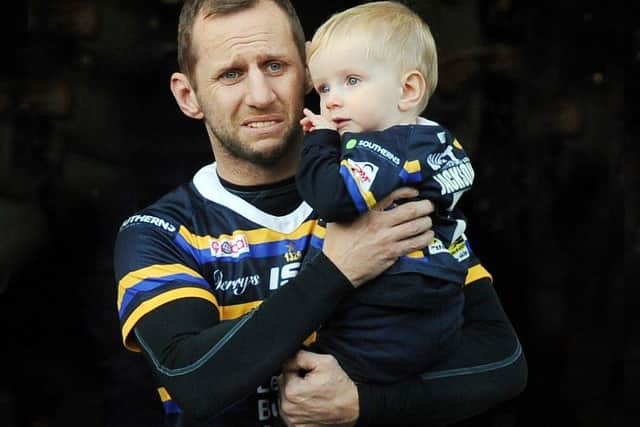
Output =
[{"x1": 268, "y1": 263, "x2": 300, "y2": 290}]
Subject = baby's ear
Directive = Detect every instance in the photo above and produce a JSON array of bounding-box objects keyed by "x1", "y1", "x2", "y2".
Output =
[
  {"x1": 398, "y1": 70, "x2": 426, "y2": 112},
  {"x1": 304, "y1": 66, "x2": 314, "y2": 94}
]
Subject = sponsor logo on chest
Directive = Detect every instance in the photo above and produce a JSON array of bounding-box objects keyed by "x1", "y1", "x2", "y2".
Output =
[
  {"x1": 346, "y1": 138, "x2": 401, "y2": 166},
  {"x1": 212, "y1": 269, "x2": 260, "y2": 295},
  {"x1": 210, "y1": 234, "x2": 249, "y2": 258}
]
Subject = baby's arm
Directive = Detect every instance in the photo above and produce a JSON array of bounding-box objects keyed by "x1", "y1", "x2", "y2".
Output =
[
  {"x1": 298, "y1": 126, "x2": 413, "y2": 221},
  {"x1": 300, "y1": 108, "x2": 336, "y2": 133},
  {"x1": 297, "y1": 110, "x2": 360, "y2": 222}
]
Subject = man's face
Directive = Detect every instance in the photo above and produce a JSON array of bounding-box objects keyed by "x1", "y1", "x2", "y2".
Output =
[{"x1": 190, "y1": 0, "x2": 307, "y2": 166}]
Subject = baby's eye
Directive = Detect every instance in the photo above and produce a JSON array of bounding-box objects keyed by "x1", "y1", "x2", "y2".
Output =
[
  {"x1": 346, "y1": 76, "x2": 360, "y2": 86},
  {"x1": 317, "y1": 84, "x2": 330, "y2": 93}
]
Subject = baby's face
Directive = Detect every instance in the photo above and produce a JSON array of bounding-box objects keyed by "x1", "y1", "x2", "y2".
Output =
[{"x1": 308, "y1": 39, "x2": 406, "y2": 135}]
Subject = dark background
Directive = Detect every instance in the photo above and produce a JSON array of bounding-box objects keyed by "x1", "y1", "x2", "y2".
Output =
[{"x1": 0, "y1": 1, "x2": 632, "y2": 426}]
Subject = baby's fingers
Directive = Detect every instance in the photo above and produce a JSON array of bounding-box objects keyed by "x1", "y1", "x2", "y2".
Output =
[
  {"x1": 300, "y1": 116, "x2": 315, "y2": 132},
  {"x1": 303, "y1": 108, "x2": 317, "y2": 118}
]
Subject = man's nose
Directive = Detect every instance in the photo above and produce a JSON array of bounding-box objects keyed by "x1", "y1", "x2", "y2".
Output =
[{"x1": 245, "y1": 70, "x2": 276, "y2": 108}]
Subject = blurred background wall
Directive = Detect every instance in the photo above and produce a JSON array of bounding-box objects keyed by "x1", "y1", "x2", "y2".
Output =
[{"x1": 0, "y1": 1, "x2": 631, "y2": 426}]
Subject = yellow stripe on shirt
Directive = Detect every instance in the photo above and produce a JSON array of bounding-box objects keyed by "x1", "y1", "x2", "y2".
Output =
[
  {"x1": 219, "y1": 300, "x2": 263, "y2": 320},
  {"x1": 178, "y1": 221, "x2": 318, "y2": 250},
  {"x1": 465, "y1": 264, "x2": 493, "y2": 285},
  {"x1": 405, "y1": 250, "x2": 426, "y2": 258},
  {"x1": 404, "y1": 159, "x2": 421, "y2": 173},
  {"x1": 117, "y1": 263, "x2": 204, "y2": 310},
  {"x1": 158, "y1": 387, "x2": 172, "y2": 402}
]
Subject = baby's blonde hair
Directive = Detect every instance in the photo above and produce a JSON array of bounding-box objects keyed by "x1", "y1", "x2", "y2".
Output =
[{"x1": 307, "y1": 1, "x2": 438, "y2": 111}]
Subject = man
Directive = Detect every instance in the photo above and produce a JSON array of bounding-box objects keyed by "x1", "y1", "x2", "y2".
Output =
[{"x1": 114, "y1": 1, "x2": 527, "y2": 426}]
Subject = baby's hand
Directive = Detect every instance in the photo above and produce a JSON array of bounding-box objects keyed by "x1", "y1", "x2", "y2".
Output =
[{"x1": 300, "y1": 108, "x2": 336, "y2": 132}]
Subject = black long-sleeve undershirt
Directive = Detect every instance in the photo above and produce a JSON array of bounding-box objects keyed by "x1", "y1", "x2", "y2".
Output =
[{"x1": 134, "y1": 252, "x2": 352, "y2": 420}]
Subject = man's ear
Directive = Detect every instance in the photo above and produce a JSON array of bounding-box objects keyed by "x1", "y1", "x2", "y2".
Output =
[
  {"x1": 170, "y1": 72, "x2": 204, "y2": 119},
  {"x1": 398, "y1": 70, "x2": 426, "y2": 112}
]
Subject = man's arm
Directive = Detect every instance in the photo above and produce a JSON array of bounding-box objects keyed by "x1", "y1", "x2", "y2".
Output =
[
  {"x1": 279, "y1": 278, "x2": 527, "y2": 426},
  {"x1": 132, "y1": 252, "x2": 352, "y2": 420}
]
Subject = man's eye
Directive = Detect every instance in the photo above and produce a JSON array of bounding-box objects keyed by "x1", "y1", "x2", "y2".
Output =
[
  {"x1": 347, "y1": 76, "x2": 360, "y2": 86},
  {"x1": 267, "y1": 62, "x2": 283, "y2": 73},
  {"x1": 221, "y1": 70, "x2": 240, "y2": 81}
]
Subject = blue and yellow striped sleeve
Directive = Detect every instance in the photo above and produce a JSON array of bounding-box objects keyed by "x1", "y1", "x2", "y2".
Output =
[
  {"x1": 117, "y1": 263, "x2": 219, "y2": 351},
  {"x1": 114, "y1": 219, "x2": 219, "y2": 352}
]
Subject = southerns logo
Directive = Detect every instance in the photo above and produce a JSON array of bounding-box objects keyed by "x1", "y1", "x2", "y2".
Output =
[
  {"x1": 427, "y1": 146, "x2": 474, "y2": 195},
  {"x1": 210, "y1": 234, "x2": 249, "y2": 258},
  {"x1": 346, "y1": 159, "x2": 379, "y2": 192},
  {"x1": 212, "y1": 269, "x2": 260, "y2": 295},
  {"x1": 120, "y1": 214, "x2": 176, "y2": 232},
  {"x1": 346, "y1": 138, "x2": 400, "y2": 166}
]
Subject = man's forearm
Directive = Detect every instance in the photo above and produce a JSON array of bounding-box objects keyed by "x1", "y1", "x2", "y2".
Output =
[{"x1": 135, "y1": 252, "x2": 352, "y2": 420}]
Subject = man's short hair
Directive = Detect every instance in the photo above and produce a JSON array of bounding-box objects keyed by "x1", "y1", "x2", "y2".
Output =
[
  {"x1": 177, "y1": 0, "x2": 306, "y2": 80},
  {"x1": 307, "y1": 1, "x2": 438, "y2": 111}
]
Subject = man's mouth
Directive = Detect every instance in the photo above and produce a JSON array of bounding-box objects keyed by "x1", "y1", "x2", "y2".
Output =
[
  {"x1": 242, "y1": 115, "x2": 284, "y2": 131},
  {"x1": 247, "y1": 121, "x2": 278, "y2": 128}
]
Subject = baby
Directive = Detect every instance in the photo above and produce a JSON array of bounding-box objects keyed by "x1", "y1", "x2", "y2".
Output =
[{"x1": 297, "y1": 1, "x2": 477, "y2": 383}]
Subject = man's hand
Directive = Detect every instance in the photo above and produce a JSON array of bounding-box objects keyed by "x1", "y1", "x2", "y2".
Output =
[
  {"x1": 279, "y1": 350, "x2": 358, "y2": 427},
  {"x1": 300, "y1": 108, "x2": 337, "y2": 133},
  {"x1": 322, "y1": 187, "x2": 434, "y2": 287}
]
